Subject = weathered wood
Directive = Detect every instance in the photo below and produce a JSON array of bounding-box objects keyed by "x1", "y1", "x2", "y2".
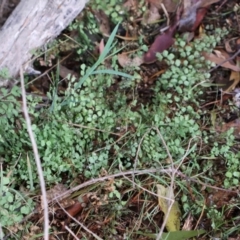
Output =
[{"x1": 0, "y1": 0, "x2": 88, "y2": 84}]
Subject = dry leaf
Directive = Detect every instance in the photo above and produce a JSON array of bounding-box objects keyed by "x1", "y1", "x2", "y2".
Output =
[
  {"x1": 99, "y1": 39, "x2": 105, "y2": 55},
  {"x1": 225, "y1": 37, "x2": 239, "y2": 53},
  {"x1": 123, "y1": 0, "x2": 138, "y2": 11},
  {"x1": 158, "y1": 0, "x2": 179, "y2": 12},
  {"x1": 178, "y1": 0, "x2": 220, "y2": 32},
  {"x1": 215, "y1": 119, "x2": 240, "y2": 139},
  {"x1": 157, "y1": 184, "x2": 181, "y2": 231},
  {"x1": 202, "y1": 52, "x2": 240, "y2": 72},
  {"x1": 182, "y1": 213, "x2": 193, "y2": 231},
  {"x1": 142, "y1": 3, "x2": 161, "y2": 25},
  {"x1": 93, "y1": 9, "x2": 110, "y2": 36},
  {"x1": 213, "y1": 54, "x2": 240, "y2": 93},
  {"x1": 225, "y1": 71, "x2": 240, "y2": 93},
  {"x1": 59, "y1": 64, "x2": 79, "y2": 80},
  {"x1": 118, "y1": 53, "x2": 143, "y2": 67},
  {"x1": 41, "y1": 184, "x2": 68, "y2": 209},
  {"x1": 213, "y1": 49, "x2": 229, "y2": 59},
  {"x1": 46, "y1": 184, "x2": 67, "y2": 202}
]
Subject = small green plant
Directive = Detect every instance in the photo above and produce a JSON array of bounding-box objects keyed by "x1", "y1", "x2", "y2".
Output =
[
  {"x1": 206, "y1": 206, "x2": 225, "y2": 231},
  {"x1": 155, "y1": 28, "x2": 228, "y2": 103},
  {"x1": 0, "y1": 167, "x2": 34, "y2": 235},
  {"x1": 209, "y1": 128, "x2": 240, "y2": 188},
  {"x1": 90, "y1": 0, "x2": 126, "y2": 23},
  {"x1": 69, "y1": 11, "x2": 100, "y2": 56}
]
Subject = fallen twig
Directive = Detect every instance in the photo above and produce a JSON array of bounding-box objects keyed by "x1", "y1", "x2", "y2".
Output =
[{"x1": 20, "y1": 66, "x2": 49, "y2": 240}]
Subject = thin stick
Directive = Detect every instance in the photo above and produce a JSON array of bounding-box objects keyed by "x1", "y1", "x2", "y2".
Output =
[
  {"x1": 51, "y1": 168, "x2": 166, "y2": 203},
  {"x1": 69, "y1": 122, "x2": 122, "y2": 136},
  {"x1": 216, "y1": 0, "x2": 227, "y2": 12},
  {"x1": 177, "y1": 171, "x2": 236, "y2": 193},
  {"x1": 50, "y1": 164, "x2": 237, "y2": 205},
  {"x1": 123, "y1": 175, "x2": 159, "y2": 198},
  {"x1": 20, "y1": 67, "x2": 49, "y2": 240},
  {"x1": 194, "y1": 201, "x2": 206, "y2": 230}
]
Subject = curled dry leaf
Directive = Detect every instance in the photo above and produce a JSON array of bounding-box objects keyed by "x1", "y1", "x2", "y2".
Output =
[{"x1": 118, "y1": 52, "x2": 144, "y2": 67}]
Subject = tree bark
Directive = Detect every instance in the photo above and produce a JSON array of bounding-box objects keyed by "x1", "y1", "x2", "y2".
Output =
[{"x1": 0, "y1": 0, "x2": 88, "y2": 85}]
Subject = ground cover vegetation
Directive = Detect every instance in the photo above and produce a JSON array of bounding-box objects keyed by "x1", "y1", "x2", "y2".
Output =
[{"x1": 0, "y1": 0, "x2": 240, "y2": 239}]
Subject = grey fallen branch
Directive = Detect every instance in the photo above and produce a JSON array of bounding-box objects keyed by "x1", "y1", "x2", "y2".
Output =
[{"x1": 0, "y1": 0, "x2": 88, "y2": 86}]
